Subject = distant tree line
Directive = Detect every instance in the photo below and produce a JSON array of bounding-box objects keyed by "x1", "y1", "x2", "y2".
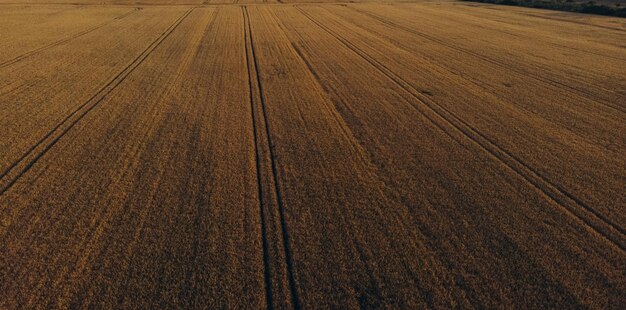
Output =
[{"x1": 463, "y1": 0, "x2": 626, "y2": 17}]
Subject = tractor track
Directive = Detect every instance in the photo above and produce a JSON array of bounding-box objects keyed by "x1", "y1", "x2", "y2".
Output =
[
  {"x1": 345, "y1": 5, "x2": 626, "y2": 115},
  {"x1": 0, "y1": 8, "x2": 141, "y2": 69},
  {"x1": 317, "y1": 4, "x2": 621, "y2": 148},
  {"x1": 244, "y1": 6, "x2": 301, "y2": 309},
  {"x1": 0, "y1": 8, "x2": 194, "y2": 195},
  {"x1": 296, "y1": 5, "x2": 626, "y2": 253},
  {"x1": 243, "y1": 6, "x2": 274, "y2": 309}
]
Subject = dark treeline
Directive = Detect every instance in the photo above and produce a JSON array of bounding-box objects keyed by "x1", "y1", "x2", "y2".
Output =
[{"x1": 464, "y1": 0, "x2": 626, "y2": 17}]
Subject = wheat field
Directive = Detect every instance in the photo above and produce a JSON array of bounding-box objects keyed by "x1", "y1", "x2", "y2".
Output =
[{"x1": 1, "y1": 1, "x2": 625, "y2": 308}]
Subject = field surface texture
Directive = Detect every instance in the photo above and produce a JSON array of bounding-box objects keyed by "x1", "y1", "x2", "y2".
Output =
[{"x1": 0, "y1": 0, "x2": 625, "y2": 308}]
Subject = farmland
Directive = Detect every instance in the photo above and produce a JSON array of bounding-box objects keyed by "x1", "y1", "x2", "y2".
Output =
[{"x1": 1, "y1": 0, "x2": 625, "y2": 308}]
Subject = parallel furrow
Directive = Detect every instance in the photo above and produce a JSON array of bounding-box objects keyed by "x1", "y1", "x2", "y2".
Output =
[
  {"x1": 0, "y1": 8, "x2": 194, "y2": 195},
  {"x1": 0, "y1": 8, "x2": 140, "y2": 69},
  {"x1": 242, "y1": 7, "x2": 273, "y2": 309},
  {"x1": 295, "y1": 6, "x2": 626, "y2": 253},
  {"x1": 266, "y1": 8, "x2": 372, "y2": 166},
  {"x1": 345, "y1": 5, "x2": 626, "y2": 114},
  {"x1": 417, "y1": 4, "x2": 624, "y2": 61},
  {"x1": 243, "y1": 6, "x2": 302, "y2": 309}
]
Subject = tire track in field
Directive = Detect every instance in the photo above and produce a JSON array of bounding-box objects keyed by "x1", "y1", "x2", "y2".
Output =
[
  {"x1": 243, "y1": 6, "x2": 301, "y2": 309},
  {"x1": 1, "y1": 7, "x2": 207, "y2": 305},
  {"x1": 443, "y1": 9, "x2": 624, "y2": 61},
  {"x1": 0, "y1": 8, "x2": 141, "y2": 69},
  {"x1": 48, "y1": 9, "x2": 215, "y2": 308},
  {"x1": 345, "y1": 6, "x2": 626, "y2": 115},
  {"x1": 320, "y1": 5, "x2": 623, "y2": 147},
  {"x1": 265, "y1": 10, "x2": 412, "y2": 306},
  {"x1": 242, "y1": 7, "x2": 273, "y2": 309},
  {"x1": 295, "y1": 6, "x2": 626, "y2": 253},
  {"x1": 404, "y1": 3, "x2": 625, "y2": 61},
  {"x1": 0, "y1": 8, "x2": 194, "y2": 196},
  {"x1": 265, "y1": 8, "x2": 379, "y2": 173}
]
